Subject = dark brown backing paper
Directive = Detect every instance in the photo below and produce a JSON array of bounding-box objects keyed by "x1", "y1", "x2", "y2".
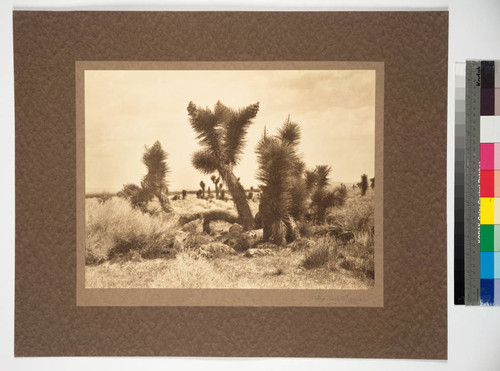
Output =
[{"x1": 14, "y1": 11, "x2": 448, "y2": 358}]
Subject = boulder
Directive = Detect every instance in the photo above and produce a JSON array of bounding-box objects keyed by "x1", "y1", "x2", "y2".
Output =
[
  {"x1": 227, "y1": 229, "x2": 263, "y2": 251},
  {"x1": 244, "y1": 248, "x2": 276, "y2": 258},
  {"x1": 254, "y1": 242, "x2": 280, "y2": 250},
  {"x1": 228, "y1": 223, "x2": 244, "y2": 237},
  {"x1": 198, "y1": 242, "x2": 235, "y2": 259}
]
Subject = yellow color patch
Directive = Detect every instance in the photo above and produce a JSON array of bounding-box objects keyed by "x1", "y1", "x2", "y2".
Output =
[{"x1": 481, "y1": 198, "x2": 495, "y2": 224}]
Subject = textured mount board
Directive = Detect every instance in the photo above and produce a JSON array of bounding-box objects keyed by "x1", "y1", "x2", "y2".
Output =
[{"x1": 14, "y1": 11, "x2": 448, "y2": 358}]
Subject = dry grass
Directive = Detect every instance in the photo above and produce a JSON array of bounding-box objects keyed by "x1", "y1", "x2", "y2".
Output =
[
  {"x1": 86, "y1": 247, "x2": 373, "y2": 289},
  {"x1": 85, "y1": 197, "x2": 178, "y2": 264},
  {"x1": 85, "y1": 191, "x2": 375, "y2": 289}
]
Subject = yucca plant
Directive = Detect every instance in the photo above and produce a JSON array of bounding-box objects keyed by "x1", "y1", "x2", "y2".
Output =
[
  {"x1": 199, "y1": 180, "x2": 205, "y2": 199},
  {"x1": 117, "y1": 183, "x2": 150, "y2": 212},
  {"x1": 117, "y1": 141, "x2": 172, "y2": 213},
  {"x1": 211, "y1": 175, "x2": 221, "y2": 199},
  {"x1": 187, "y1": 100, "x2": 259, "y2": 230},
  {"x1": 309, "y1": 165, "x2": 339, "y2": 223},
  {"x1": 141, "y1": 140, "x2": 172, "y2": 212},
  {"x1": 255, "y1": 118, "x2": 304, "y2": 245},
  {"x1": 357, "y1": 173, "x2": 369, "y2": 196}
]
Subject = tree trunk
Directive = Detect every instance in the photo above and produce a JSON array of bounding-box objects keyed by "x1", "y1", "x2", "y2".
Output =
[
  {"x1": 220, "y1": 168, "x2": 254, "y2": 230},
  {"x1": 157, "y1": 188, "x2": 173, "y2": 213},
  {"x1": 158, "y1": 195, "x2": 173, "y2": 213}
]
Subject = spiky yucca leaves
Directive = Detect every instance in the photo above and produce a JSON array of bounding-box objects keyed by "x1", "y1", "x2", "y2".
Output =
[
  {"x1": 117, "y1": 183, "x2": 151, "y2": 212},
  {"x1": 288, "y1": 177, "x2": 309, "y2": 221},
  {"x1": 199, "y1": 180, "x2": 205, "y2": 199},
  {"x1": 309, "y1": 165, "x2": 337, "y2": 223},
  {"x1": 188, "y1": 101, "x2": 259, "y2": 230},
  {"x1": 141, "y1": 141, "x2": 172, "y2": 212},
  {"x1": 358, "y1": 174, "x2": 369, "y2": 196},
  {"x1": 211, "y1": 175, "x2": 220, "y2": 199},
  {"x1": 333, "y1": 183, "x2": 348, "y2": 207},
  {"x1": 256, "y1": 119, "x2": 304, "y2": 245}
]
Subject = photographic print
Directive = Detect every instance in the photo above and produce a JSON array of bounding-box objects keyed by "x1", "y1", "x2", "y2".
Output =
[
  {"x1": 15, "y1": 11, "x2": 448, "y2": 358},
  {"x1": 77, "y1": 61, "x2": 383, "y2": 306}
]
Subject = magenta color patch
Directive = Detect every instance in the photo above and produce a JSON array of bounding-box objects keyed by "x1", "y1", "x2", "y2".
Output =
[
  {"x1": 495, "y1": 143, "x2": 500, "y2": 169},
  {"x1": 481, "y1": 143, "x2": 495, "y2": 170}
]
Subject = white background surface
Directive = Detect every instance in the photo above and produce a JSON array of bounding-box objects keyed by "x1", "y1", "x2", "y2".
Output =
[{"x1": 1, "y1": 0, "x2": 500, "y2": 370}]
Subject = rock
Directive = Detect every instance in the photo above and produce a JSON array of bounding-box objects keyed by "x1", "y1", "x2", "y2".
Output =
[
  {"x1": 254, "y1": 242, "x2": 279, "y2": 250},
  {"x1": 198, "y1": 242, "x2": 235, "y2": 259},
  {"x1": 229, "y1": 223, "x2": 244, "y2": 237},
  {"x1": 244, "y1": 248, "x2": 276, "y2": 258},
  {"x1": 226, "y1": 229, "x2": 263, "y2": 251},
  {"x1": 227, "y1": 237, "x2": 242, "y2": 251}
]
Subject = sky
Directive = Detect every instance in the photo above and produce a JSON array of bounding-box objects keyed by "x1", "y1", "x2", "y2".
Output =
[{"x1": 85, "y1": 69, "x2": 376, "y2": 193}]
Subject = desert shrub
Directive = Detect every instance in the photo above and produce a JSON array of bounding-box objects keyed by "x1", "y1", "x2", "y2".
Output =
[
  {"x1": 86, "y1": 197, "x2": 178, "y2": 265},
  {"x1": 301, "y1": 236, "x2": 337, "y2": 270},
  {"x1": 108, "y1": 232, "x2": 174, "y2": 260},
  {"x1": 327, "y1": 192, "x2": 374, "y2": 237},
  {"x1": 302, "y1": 244, "x2": 330, "y2": 269},
  {"x1": 96, "y1": 192, "x2": 113, "y2": 204},
  {"x1": 297, "y1": 221, "x2": 313, "y2": 237}
]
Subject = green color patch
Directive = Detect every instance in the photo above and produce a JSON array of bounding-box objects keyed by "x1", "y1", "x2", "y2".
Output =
[{"x1": 481, "y1": 225, "x2": 495, "y2": 251}]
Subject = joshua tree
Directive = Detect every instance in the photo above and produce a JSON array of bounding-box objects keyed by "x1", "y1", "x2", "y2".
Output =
[
  {"x1": 370, "y1": 177, "x2": 375, "y2": 189},
  {"x1": 207, "y1": 186, "x2": 211, "y2": 197},
  {"x1": 199, "y1": 180, "x2": 205, "y2": 199},
  {"x1": 118, "y1": 141, "x2": 172, "y2": 213},
  {"x1": 309, "y1": 165, "x2": 335, "y2": 223},
  {"x1": 187, "y1": 100, "x2": 259, "y2": 230},
  {"x1": 307, "y1": 165, "x2": 346, "y2": 223},
  {"x1": 357, "y1": 174, "x2": 368, "y2": 196},
  {"x1": 196, "y1": 189, "x2": 202, "y2": 199},
  {"x1": 248, "y1": 186, "x2": 254, "y2": 200},
  {"x1": 219, "y1": 183, "x2": 224, "y2": 200},
  {"x1": 182, "y1": 189, "x2": 187, "y2": 200},
  {"x1": 211, "y1": 175, "x2": 221, "y2": 199},
  {"x1": 117, "y1": 183, "x2": 150, "y2": 212},
  {"x1": 256, "y1": 118, "x2": 304, "y2": 245},
  {"x1": 141, "y1": 141, "x2": 172, "y2": 212}
]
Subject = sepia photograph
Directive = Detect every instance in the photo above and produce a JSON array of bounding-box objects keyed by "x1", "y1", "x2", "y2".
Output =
[{"x1": 81, "y1": 63, "x2": 380, "y2": 293}]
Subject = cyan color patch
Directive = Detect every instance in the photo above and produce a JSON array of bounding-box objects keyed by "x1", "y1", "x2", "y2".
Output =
[{"x1": 481, "y1": 252, "x2": 494, "y2": 279}]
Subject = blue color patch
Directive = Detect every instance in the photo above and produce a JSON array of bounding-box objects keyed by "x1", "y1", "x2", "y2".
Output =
[
  {"x1": 481, "y1": 252, "x2": 495, "y2": 279},
  {"x1": 481, "y1": 279, "x2": 495, "y2": 305}
]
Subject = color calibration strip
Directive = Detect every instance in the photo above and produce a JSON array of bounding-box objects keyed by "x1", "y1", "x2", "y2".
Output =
[
  {"x1": 464, "y1": 61, "x2": 481, "y2": 305},
  {"x1": 479, "y1": 61, "x2": 500, "y2": 306},
  {"x1": 457, "y1": 60, "x2": 500, "y2": 306}
]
